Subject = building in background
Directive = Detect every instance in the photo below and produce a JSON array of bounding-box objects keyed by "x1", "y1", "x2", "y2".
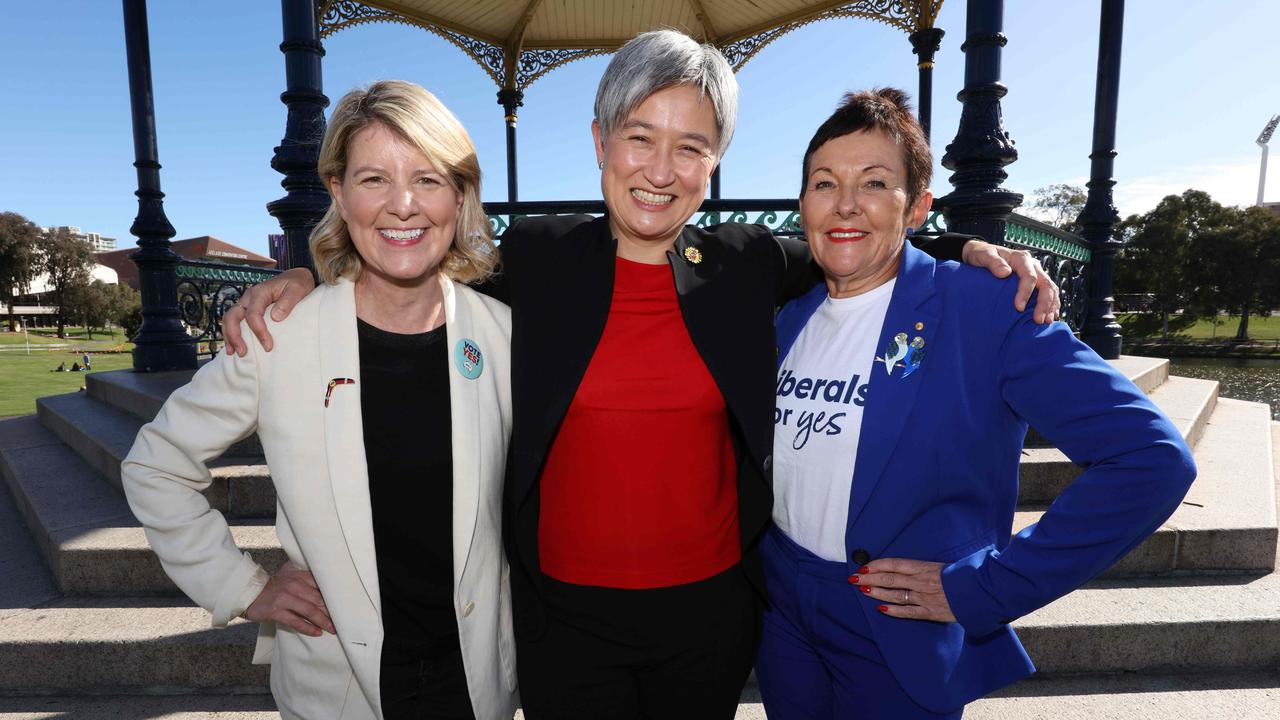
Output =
[
  {"x1": 43, "y1": 226, "x2": 118, "y2": 253},
  {"x1": 96, "y1": 236, "x2": 276, "y2": 291},
  {"x1": 267, "y1": 233, "x2": 288, "y2": 267}
]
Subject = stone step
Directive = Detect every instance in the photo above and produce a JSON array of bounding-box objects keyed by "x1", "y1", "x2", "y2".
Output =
[
  {"x1": 1014, "y1": 397, "x2": 1276, "y2": 577},
  {"x1": 0, "y1": 598, "x2": 267, "y2": 692},
  {"x1": 36, "y1": 391, "x2": 274, "y2": 518},
  {"x1": 0, "y1": 418, "x2": 284, "y2": 596},
  {"x1": 86, "y1": 366, "x2": 202, "y2": 422},
  {"x1": 1013, "y1": 569, "x2": 1280, "y2": 675},
  {"x1": 0, "y1": 694, "x2": 278, "y2": 719},
  {"x1": 966, "y1": 669, "x2": 1280, "y2": 720},
  {"x1": 1019, "y1": 375, "x2": 1219, "y2": 505},
  {"x1": 86, "y1": 365, "x2": 264, "y2": 455}
]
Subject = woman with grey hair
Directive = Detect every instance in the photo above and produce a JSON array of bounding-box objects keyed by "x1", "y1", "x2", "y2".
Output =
[{"x1": 224, "y1": 29, "x2": 1057, "y2": 719}]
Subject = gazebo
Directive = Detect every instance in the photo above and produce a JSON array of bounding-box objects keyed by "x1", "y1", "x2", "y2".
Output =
[{"x1": 120, "y1": 0, "x2": 1125, "y2": 373}]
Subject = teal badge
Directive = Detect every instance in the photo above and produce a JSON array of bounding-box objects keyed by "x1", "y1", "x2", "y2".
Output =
[{"x1": 454, "y1": 338, "x2": 484, "y2": 380}]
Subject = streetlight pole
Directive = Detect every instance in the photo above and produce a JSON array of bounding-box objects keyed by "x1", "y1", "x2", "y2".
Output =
[{"x1": 1256, "y1": 115, "x2": 1278, "y2": 206}]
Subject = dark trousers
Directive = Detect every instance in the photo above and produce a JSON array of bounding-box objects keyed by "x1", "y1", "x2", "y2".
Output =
[
  {"x1": 380, "y1": 638, "x2": 476, "y2": 720},
  {"x1": 517, "y1": 565, "x2": 761, "y2": 720}
]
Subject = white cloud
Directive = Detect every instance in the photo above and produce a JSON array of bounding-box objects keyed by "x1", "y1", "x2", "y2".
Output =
[{"x1": 1115, "y1": 158, "x2": 1271, "y2": 217}]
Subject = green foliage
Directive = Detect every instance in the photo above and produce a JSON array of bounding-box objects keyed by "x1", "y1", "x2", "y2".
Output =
[
  {"x1": 0, "y1": 211, "x2": 42, "y2": 331},
  {"x1": 1115, "y1": 190, "x2": 1226, "y2": 338},
  {"x1": 1029, "y1": 184, "x2": 1088, "y2": 234},
  {"x1": 1186, "y1": 205, "x2": 1280, "y2": 340},
  {"x1": 37, "y1": 227, "x2": 94, "y2": 338}
]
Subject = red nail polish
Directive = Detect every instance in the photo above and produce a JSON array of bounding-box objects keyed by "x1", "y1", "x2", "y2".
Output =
[
  {"x1": 859, "y1": 566, "x2": 870, "y2": 574},
  {"x1": 861, "y1": 586, "x2": 872, "y2": 594},
  {"x1": 878, "y1": 605, "x2": 889, "y2": 613},
  {"x1": 849, "y1": 575, "x2": 860, "y2": 584}
]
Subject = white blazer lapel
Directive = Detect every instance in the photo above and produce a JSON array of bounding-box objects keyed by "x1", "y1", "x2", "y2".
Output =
[
  {"x1": 318, "y1": 279, "x2": 381, "y2": 616},
  {"x1": 442, "y1": 275, "x2": 482, "y2": 593}
]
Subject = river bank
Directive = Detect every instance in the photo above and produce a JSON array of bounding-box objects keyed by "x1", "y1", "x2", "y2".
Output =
[{"x1": 1158, "y1": 356, "x2": 1280, "y2": 421}]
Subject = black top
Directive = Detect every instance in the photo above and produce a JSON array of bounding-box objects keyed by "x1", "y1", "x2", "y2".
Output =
[{"x1": 357, "y1": 318, "x2": 457, "y2": 656}]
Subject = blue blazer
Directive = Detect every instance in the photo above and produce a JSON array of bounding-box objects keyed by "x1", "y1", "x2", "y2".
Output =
[{"x1": 774, "y1": 243, "x2": 1196, "y2": 711}]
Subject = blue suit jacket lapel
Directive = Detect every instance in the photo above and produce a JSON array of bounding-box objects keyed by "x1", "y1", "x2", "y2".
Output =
[{"x1": 845, "y1": 244, "x2": 941, "y2": 536}]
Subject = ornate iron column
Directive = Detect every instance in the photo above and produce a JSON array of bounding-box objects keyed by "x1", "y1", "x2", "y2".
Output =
[
  {"x1": 498, "y1": 87, "x2": 523, "y2": 201},
  {"x1": 937, "y1": 0, "x2": 1021, "y2": 245},
  {"x1": 908, "y1": 27, "x2": 944, "y2": 142},
  {"x1": 122, "y1": 0, "x2": 196, "y2": 372},
  {"x1": 266, "y1": 0, "x2": 329, "y2": 271},
  {"x1": 1079, "y1": 0, "x2": 1126, "y2": 359}
]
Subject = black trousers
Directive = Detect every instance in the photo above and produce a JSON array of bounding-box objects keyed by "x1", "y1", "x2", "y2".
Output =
[
  {"x1": 517, "y1": 565, "x2": 761, "y2": 720},
  {"x1": 380, "y1": 637, "x2": 476, "y2": 720}
]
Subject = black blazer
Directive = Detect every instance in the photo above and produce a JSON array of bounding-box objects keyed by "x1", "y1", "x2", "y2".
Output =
[{"x1": 481, "y1": 214, "x2": 968, "y2": 638}]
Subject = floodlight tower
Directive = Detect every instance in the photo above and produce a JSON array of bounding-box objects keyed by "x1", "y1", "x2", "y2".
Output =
[{"x1": 1257, "y1": 114, "x2": 1280, "y2": 206}]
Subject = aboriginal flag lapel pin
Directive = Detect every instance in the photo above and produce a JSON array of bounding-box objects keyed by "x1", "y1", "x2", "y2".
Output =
[{"x1": 324, "y1": 377, "x2": 356, "y2": 407}]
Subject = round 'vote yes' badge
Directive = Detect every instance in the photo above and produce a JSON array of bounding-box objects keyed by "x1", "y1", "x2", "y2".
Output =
[{"x1": 454, "y1": 338, "x2": 484, "y2": 380}]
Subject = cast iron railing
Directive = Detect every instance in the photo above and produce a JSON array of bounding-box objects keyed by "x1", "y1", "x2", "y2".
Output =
[
  {"x1": 174, "y1": 260, "x2": 281, "y2": 354},
  {"x1": 484, "y1": 201, "x2": 1092, "y2": 330}
]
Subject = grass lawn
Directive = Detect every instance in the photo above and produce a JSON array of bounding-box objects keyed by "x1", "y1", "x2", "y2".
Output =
[
  {"x1": 1118, "y1": 313, "x2": 1280, "y2": 342},
  {"x1": 0, "y1": 351, "x2": 137, "y2": 418}
]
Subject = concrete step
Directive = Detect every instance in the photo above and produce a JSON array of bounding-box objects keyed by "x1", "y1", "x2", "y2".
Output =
[
  {"x1": 1014, "y1": 397, "x2": 1276, "y2": 577},
  {"x1": 967, "y1": 669, "x2": 1280, "y2": 719},
  {"x1": 36, "y1": 392, "x2": 274, "y2": 519},
  {"x1": 85, "y1": 366, "x2": 202, "y2": 422},
  {"x1": 0, "y1": 418, "x2": 284, "y2": 596},
  {"x1": 0, "y1": 694, "x2": 278, "y2": 719},
  {"x1": 1019, "y1": 375, "x2": 1219, "y2": 505},
  {"x1": 87, "y1": 366, "x2": 266, "y2": 454},
  {"x1": 0, "y1": 598, "x2": 267, "y2": 692},
  {"x1": 1013, "y1": 570, "x2": 1280, "y2": 675}
]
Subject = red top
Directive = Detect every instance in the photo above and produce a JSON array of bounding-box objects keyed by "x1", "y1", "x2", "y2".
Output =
[{"x1": 538, "y1": 256, "x2": 741, "y2": 589}]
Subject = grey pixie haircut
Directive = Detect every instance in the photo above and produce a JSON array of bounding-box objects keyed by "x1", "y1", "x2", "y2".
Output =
[{"x1": 594, "y1": 29, "x2": 738, "y2": 159}]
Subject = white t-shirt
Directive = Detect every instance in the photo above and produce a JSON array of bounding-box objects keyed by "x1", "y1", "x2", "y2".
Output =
[{"x1": 773, "y1": 279, "x2": 895, "y2": 562}]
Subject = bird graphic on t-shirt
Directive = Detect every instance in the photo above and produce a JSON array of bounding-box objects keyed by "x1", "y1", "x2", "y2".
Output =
[{"x1": 877, "y1": 332, "x2": 910, "y2": 374}]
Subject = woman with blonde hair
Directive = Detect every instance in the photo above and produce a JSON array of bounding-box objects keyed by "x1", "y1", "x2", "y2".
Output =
[{"x1": 122, "y1": 80, "x2": 517, "y2": 720}]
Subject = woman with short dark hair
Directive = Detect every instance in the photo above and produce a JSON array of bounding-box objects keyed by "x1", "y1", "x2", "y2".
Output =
[{"x1": 757, "y1": 88, "x2": 1195, "y2": 719}]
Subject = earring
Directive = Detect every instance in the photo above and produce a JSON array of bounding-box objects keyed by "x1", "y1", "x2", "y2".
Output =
[
  {"x1": 905, "y1": 227, "x2": 915, "y2": 237},
  {"x1": 598, "y1": 160, "x2": 604, "y2": 169}
]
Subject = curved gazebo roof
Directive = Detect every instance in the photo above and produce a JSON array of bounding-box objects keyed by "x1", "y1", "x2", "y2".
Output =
[{"x1": 318, "y1": 1, "x2": 944, "y2": 93}]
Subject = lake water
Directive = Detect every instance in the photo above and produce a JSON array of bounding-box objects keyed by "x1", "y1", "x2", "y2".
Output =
[{"x1": 1167, "y1": 357, "x2": 1280, "y2": 421}]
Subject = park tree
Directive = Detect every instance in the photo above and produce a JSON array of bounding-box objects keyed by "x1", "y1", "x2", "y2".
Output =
[
  {"x1": 0, "y1": 211, "x2": 42, "y2": 332},
  {"x1": 1116, "y1": 190, "x2": 1225, "y2": 339},
  {"x1": 38, "y1": 226, "x2": 94, "y2": 338},
  {"x1": 104, "y1": 282, "x2": 141, "y2": 339},
  {"x1": 1029, "y1": 184, "x2": 1088, "y2": 234},
  {"x1": 1187, "y1": 205, "x2": 1280, "y2": 341},
  {"x1": 62, "y1": 279, "x2": 112, "y2": 340}
]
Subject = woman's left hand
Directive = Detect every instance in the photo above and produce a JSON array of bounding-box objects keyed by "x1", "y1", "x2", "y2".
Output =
[
  {"x1": 960, "y1": 241, "x2": 1061, "y2": 324},
  {"x1": 853, "y1": 558, "x2": 957, "y2": 623}
]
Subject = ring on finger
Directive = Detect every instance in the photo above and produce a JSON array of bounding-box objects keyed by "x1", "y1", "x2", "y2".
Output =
[{"x1": 902, "y1": 590, "x2": 910, "y2": 605}]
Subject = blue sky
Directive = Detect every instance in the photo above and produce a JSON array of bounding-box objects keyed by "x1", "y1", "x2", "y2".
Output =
[{"x1": 2, "y1": 1, "x2": 1277, "y2": 256}]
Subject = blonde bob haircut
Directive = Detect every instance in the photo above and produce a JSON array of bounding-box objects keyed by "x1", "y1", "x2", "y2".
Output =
[{"x1": 310, "y1": 80, "x2": 497, "y2": 285}]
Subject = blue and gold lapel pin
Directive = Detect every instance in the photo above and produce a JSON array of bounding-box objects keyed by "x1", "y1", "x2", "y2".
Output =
[
  {"x1": 876, "y1": 332, "x2": 926, "y2": 378},
  {"x1": 324, "y1": 377, "x2": 355, "y2": 407},
  {"x1": 683, "y1": 245, "x2": 703, "y2": 265}
]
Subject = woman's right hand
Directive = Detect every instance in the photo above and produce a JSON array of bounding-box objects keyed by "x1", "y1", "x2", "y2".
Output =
[
  {"x1": 244, "y1": 562, "x2": 336, "y2": 637},
  {"x1": 222, "y1": 267, "x2": 316, "y2": 356}
]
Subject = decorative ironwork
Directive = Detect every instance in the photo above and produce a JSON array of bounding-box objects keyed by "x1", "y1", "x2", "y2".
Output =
[
  {"x1": 481, "y1": 200, "x2": 1089, "y2": 330},
  {"x1": 1002, "y1": 213, "x2": 1092, "y2": 331},
  {"x1": 174, "y1": 261, "x2": 281, "y2": 355},
  {"x1": 319, "y1": 1, "x2": 608, "y2": 92},
  {"x1": 719, "y1": 1, "x2": 944, "y2": 71}
]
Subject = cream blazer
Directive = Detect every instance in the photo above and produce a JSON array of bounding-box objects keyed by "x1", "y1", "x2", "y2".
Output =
[{"x1": 122, "y1": 276, "x2": 517, "y2": 720}]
